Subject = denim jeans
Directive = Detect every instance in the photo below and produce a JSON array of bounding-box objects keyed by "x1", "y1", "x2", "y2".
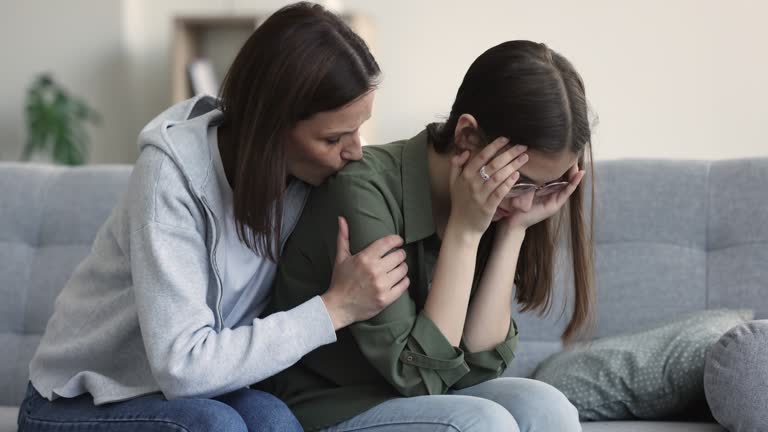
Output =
[
  {"x1": 17, "y1": 383, "x2": 303, "y2": 432},
  {"x1": 322, "y1": 377, "x2": 581, "y2": 432}
]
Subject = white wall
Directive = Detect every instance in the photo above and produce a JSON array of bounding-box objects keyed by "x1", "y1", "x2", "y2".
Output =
[
  {"x1": 0, "y1": 0, "x2": 136, "y2": 163},
  {"x1": 2, "y1": 0, "x2": 767, "y2": 163}
]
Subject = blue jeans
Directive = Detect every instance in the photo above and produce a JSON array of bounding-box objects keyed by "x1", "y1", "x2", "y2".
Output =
[
  {"x1": 17, "y1": 383, "x2": 303, "y2": 432},
  {"x1": 322, "y1": 377, "x2": 581, "y2": 432}
]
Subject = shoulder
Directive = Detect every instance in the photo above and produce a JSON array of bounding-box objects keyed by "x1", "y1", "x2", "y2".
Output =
[
  {"x1": 320, "y1": 139, "x2": 409, "y2": 206},
  {"x1": 337, "y1": 139, "x2": 407, "y2": 180},
  {"x1": 124, "y1": 146, "x2": 206, "y2": 233}
]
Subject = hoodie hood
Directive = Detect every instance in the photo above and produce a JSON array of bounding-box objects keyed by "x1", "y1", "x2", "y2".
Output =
[{"x1": 138, "y1": 95, "x2": 223, "y2": 195}]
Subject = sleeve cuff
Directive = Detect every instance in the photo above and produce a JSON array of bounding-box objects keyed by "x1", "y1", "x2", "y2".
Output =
[
  {"x1": 452, "y1": 319, "x2": 518, "y2": 389},
  {"x1": 463, "y1": 318, "x2": 519, "y2": 370},
  {"x1": 404, "y1": 312, "x2": 470, "y2": 387},
  {"x1": 293, "y1": 296, "x2": 338, "y2": 349}
]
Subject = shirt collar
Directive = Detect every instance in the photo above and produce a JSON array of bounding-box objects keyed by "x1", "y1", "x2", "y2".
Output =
[{"x1": 401, "y1": 128, "x2": 436, "y2": 243}]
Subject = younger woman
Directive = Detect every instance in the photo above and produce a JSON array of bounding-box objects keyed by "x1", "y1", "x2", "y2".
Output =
[{"x1": 263, "y1": 40, "x2": 595, "y2": 432}]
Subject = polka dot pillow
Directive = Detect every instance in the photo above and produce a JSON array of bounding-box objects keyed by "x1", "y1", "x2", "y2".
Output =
[{"x1": 532, "y1": 309, "x2": 753, "y2": 420}]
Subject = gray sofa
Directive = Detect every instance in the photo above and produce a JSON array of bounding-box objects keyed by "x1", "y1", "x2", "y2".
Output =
[{"x1": 2, "y1": 159, "x2": 767, "y2": 432}]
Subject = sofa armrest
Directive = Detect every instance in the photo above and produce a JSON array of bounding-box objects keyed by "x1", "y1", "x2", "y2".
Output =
[
  {"x1": 704, "y1": 319, "x2": 768, "y2": 431},
  {"x1": 0, "y1": 405, "x2": 20, "y2": 432}
]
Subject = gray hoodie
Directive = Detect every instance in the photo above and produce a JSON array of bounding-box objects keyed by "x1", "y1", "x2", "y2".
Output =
[{"x1": 29, "y1": 96, "x2": 337, "y2": 404}]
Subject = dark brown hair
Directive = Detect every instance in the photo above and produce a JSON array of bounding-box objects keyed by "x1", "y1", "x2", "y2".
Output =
[
  {"x1": 427, "y1": 40, "x2": 595, "y2": 342},
  {"x1": 218, "y1": 2, "x2": 380, "y2": 261}
]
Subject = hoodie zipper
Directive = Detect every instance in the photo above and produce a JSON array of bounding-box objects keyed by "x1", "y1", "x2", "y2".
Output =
[{"x1": 201, "y1": 196, "x2": 224, "y2": 331}]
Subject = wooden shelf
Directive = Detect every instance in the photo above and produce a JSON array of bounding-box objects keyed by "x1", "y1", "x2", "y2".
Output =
[
  {"x1": 171, "y1": 13, "x2": 376, "y2": 142},
  {"x1": 171, "y1": 16, "x2": 260, "y2": 103},
  {"x1": 171, "y1": 14, "x2": 376, "y2": 103}
]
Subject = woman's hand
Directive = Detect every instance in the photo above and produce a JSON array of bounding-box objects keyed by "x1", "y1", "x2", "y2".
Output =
[
  {"x1": 499, "y1": 163, "x2": 586, "y2": 234},
  {"x1": 322, "y1": 217, "x2": 410, "y2": 330},
  {"x1": 448, "y1": 138, "x2": 528, "y2": 238}
]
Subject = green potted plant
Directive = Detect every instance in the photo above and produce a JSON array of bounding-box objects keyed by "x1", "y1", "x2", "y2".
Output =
[{"x1": 22, "y1": 74, "x2": 101, "y2": 165}]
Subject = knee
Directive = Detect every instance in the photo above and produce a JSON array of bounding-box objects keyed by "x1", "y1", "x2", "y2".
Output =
[
  {"x1": 467, "y1": 400, "x2": 519, "y2": 432},
  {"x1": 221, "y1": 389, "x2": 302, "y2": 432},
  {"x1": 517, "y1": 380, "x2": 580, "y2": 431},
  {"x1": 249, "y1": 393, "x2": 302, "y2": 432},
  {"x1": 172, "y1": 399, "x2": 248, "y2": 432}
]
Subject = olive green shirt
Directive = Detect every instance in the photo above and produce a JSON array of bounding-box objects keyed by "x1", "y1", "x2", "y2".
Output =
[{"x1": 260, "y1": 129, "x2": 519, "y2": 431}]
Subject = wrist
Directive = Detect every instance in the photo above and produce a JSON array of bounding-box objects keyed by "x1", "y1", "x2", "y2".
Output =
[
  {"x1": 320, "y1": 292, "x2": 352, "y2": 331},
  {"x1": 444, "y1": 218, "x2": 483, "y2": 247},
  {"x1": 495, "y1": 223, "x2": 526, "y2": 245}
]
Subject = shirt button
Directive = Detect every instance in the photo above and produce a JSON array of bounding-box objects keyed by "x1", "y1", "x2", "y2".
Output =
[{"x1": 406, "y1": 355, "x2": 414, "y2": 361}]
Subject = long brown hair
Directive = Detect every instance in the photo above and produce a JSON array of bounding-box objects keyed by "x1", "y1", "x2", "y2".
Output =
[
  {"x1": 218, "y1": 2, "x2": 380, "y2": 261},
  {"x1": 427, "y1": 40, "x2": 595, "y2": 342}
]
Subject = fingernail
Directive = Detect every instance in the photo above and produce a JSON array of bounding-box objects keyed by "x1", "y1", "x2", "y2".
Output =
[
  {"x1": 500, "y1": 137, "x2": 509, "y2": 144},
  {"x1": 518, "y1": 145, "x2": 528, "y2": 151},
  {"x1": 519, "y1": 154, "x2": 529, "y2": 163}
]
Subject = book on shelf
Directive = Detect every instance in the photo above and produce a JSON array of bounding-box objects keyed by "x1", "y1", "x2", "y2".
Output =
[{"x1": 187, "y1": 58, "x2": 219, "y2": 97}]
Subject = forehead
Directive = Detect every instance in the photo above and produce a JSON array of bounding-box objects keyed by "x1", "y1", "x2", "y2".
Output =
[
  {"x1": 517, "y1": 149, "x2": 579, "y2": 184},
  {"x1": 295, "y1": 92, "x2": 375, "y2": 134}
]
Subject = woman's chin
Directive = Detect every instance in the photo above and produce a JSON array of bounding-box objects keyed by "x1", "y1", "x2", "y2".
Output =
[{"x1": 299, "y1": 173, "x2": 329, "y2": 186}]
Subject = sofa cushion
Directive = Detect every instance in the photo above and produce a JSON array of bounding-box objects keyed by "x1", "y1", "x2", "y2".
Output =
[
  {"x1": 533, "y1": 309, "x2": 752, "y2": 420},
  {"x1": 706, "y1": 160, "x2": 768, "y2": 320},
  {"x1": 0, "y1": 163, "x2": 132, "y2": 406},
  {"x1": 704, "y1": 320, "x2": 768, "y2": 431}
]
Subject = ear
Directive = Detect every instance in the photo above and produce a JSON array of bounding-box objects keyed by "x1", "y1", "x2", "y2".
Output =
[{"x1": 452, "y1": 114, "x2": 481, "y2": 154}]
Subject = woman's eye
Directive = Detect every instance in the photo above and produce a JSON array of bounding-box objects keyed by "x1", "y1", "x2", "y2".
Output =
[{"x1": 325, "y1": 136, "x2": 341, "y2": 145}]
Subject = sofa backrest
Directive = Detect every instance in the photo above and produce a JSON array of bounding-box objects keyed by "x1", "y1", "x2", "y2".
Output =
[
  {"x1": 509, "y1": 158, "x2": 768, "y2": 377},
  {"x1": 0, "y1": 162, "x2": 132, "y2": 405},
  {"x1": 1, "y1": 159, "x2": 767, "y2": 402}
]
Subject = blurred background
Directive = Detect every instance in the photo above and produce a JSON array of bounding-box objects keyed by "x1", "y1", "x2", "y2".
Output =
[{"x1": 1, "y1": 0, "x2": 766, "y2": 165}]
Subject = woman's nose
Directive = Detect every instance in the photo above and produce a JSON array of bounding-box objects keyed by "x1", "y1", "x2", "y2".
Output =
[
  {"x1": 341, "y1": 134, "x2": 363, "y2": 161},
  {"x1": 514, "y1": 191, "x2": 535, "y2": 211}
]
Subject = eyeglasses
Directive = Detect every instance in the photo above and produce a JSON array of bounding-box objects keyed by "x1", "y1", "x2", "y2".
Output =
[{"x1": 505, "y1": 179, "x2": 570, "y2": 199}]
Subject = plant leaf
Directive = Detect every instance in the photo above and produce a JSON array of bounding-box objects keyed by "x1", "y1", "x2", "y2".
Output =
[{"x1": 23, "y1": 73, "x2": 100, "y2": 164}]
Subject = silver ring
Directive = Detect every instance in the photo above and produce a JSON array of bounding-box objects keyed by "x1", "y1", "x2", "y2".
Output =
[{"x1": 479, "y1": 165, "x2": 491, "y2": 182}]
